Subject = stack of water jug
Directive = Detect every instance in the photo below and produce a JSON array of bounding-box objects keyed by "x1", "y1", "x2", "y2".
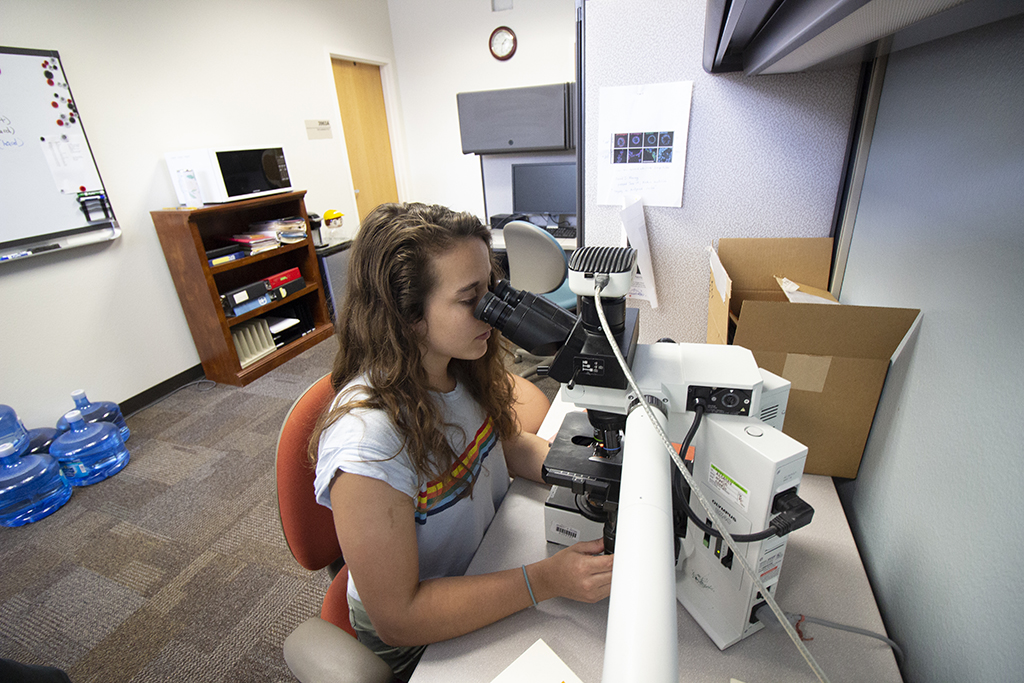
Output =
[{"x1": 0, "y1": 391, "x2": 131, "y2": 528}]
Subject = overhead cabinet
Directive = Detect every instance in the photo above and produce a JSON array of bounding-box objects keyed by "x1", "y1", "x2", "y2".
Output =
[
  {"x1": 703, "y1": 0, "x2": 1024, "y2": 75},
  {"x1": 457, "y1": 83, "x2": 576, "y2": 154}
]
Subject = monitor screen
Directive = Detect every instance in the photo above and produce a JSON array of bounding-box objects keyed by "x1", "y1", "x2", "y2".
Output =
[{"x1": 512, "y1": 162, "x2": 577, "y2": 216}]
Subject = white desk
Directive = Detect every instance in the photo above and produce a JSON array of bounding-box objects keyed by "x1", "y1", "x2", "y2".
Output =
[
  {"x1": 490, "y1": 229, "x2": 576, "y2": 253},
  {"x1": 410, "y1": 405, "x2": 902, "y2": 683}
]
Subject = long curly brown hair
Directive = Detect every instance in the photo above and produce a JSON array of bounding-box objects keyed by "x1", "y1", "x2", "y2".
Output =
[{"x1": 308, "y1": 202, "x2": 518, "y2": 484}]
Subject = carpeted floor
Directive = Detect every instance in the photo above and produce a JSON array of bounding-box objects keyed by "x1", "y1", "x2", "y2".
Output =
[
  {"x1": 0, "y1": 338, "x2": 558, "y2": 682},
  {"x1": 0, "y1": 340, "x2": 340, "y2": 682}
]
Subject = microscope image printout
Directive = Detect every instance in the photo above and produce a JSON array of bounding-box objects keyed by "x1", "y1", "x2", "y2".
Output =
[{"x1": 596, "y1": 81, "x2": 693, "y2": 207}]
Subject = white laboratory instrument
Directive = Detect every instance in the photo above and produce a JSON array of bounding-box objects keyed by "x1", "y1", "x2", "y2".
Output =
[{"x1": 475, "y1": 245, "x2": 819, "y2": 683}]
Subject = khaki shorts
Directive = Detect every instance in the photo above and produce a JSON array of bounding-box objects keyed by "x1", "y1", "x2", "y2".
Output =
[{"x1": 347, "y1": 594, "x2": 427, "y2": 682}]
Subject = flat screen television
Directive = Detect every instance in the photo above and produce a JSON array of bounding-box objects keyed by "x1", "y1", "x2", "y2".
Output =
[{"x1": 511, "y1": 162, "x2": 577, "y2": 216}]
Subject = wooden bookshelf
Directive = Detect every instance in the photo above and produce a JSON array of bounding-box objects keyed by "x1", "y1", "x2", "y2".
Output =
[{"x1": 151, "y1": 191, "x2": 333, "y2": 386}]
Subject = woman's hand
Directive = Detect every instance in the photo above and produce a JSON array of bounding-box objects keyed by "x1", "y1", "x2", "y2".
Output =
[{"x1": 529, "y1": 538, "x2": 614, "y2": 604}]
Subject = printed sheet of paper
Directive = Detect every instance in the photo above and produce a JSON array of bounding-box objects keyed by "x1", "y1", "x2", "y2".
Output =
[
  {"x1": 620, "y1": 196, "x2": 658, "y2": 308},
  {"x1": 38, "y1": 132, "x2": 103, "y2": 195},
  {"x1": 597, "y1": 81, "x2": 693, "y2": 207},
  {"x1": 489, "y1": 639, "x2": 584, "y2": 683}
]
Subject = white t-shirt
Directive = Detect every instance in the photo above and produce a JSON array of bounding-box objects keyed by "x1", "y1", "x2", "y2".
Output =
[{"x1": 314, "y1": 378, "x2": 510, "y2": 602}]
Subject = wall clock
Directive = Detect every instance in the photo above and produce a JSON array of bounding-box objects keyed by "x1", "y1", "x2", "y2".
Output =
[{"x1": 489, "y1": 26, "x2": 517, "y2": 61}]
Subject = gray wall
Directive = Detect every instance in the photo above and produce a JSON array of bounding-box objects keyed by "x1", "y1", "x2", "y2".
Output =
[
  {"x1": 583, "y1": 0, "x2": 860, "y2": 345},
  {"x1": 836, "y1": 15, "x2": 1024, "y2": 683}
]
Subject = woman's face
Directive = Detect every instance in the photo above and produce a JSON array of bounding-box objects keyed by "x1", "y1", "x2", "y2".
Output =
[{"x1": 415, "y1": 237, "x2": 493, "y2": 383}]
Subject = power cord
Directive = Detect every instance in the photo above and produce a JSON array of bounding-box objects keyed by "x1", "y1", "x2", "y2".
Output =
[
  {"x1": 591, "y1": 274, "x2": 830, "y2": 683},
  {"x1": 123, "y1": 378, "x2": 217, "y2": 420},
  {"x1": 754, "y1": 604, "x2": 905, "y2": 666},
  {"x1": 669, "y1": 405, "x2": 813, "y2": 543}
]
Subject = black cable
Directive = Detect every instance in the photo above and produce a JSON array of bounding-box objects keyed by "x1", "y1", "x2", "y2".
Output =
[{"x1": 672, "y1": 403, "x2": 808, "y2": 543}]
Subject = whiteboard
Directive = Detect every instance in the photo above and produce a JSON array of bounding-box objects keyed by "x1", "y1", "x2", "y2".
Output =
[{"x1": 0, "y1": 46, "x2": 119, "y2": 262}]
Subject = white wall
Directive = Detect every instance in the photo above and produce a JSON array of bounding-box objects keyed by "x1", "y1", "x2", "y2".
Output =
[
  {"x1": 836, "y1": 16, "x2": 1024, "y2": 682},
  {"x1": 0, "y1": 0, "x2": 395, "y2": 427},
  {"x1": 584, "y1": 0, "x2": 860, "y2": 345},
  {"x1": 386, "y1": 0, "x2": 577, "y2": 215}
]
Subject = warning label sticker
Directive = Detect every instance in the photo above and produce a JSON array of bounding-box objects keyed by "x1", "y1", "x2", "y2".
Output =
[
  {"x1": 708, "y1": 463, "x2": 749, "y2": 512},
  {"x1": 758, "y1": 541, "x2": 787, "y2": 583}
]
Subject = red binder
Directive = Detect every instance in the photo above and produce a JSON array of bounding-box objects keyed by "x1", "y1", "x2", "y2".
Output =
[{"x1": 266, "y1": 267, "x2": 301, "y2": 288}]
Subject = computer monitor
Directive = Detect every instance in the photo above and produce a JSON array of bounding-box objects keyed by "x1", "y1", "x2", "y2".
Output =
[{"x1": 511, "y1": 162, "x2": 577, "y2": 216}]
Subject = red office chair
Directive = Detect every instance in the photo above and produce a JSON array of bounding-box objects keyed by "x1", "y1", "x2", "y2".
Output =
[
  {"x1": 276, "y1": 373, "x2": 550, "y2": 682},
  {"x1": 276, "y1": 374, "x2": 393, "y2": 683}
]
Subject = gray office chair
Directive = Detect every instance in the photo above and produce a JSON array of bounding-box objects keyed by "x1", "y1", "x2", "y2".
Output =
[{"x1": 502, "y1": 220, "x2": 577, "y2": 311}]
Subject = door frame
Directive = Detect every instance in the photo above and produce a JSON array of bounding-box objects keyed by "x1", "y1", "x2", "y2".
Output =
[{"x1": 323, "y1": 49, "x2": 409, "y2": 211}]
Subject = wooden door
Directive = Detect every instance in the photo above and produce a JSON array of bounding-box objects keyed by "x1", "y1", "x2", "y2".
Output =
[{"x1": 331, "y1": 59, "x2": 399, "y2": 221}]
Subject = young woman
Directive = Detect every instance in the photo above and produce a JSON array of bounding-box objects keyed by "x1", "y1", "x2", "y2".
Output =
[{"x1": 309, "y1": 203, "x2": 613, "y2": 680}]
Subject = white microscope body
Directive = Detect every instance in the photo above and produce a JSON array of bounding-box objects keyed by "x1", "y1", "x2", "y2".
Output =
[
  {"x1": 475, "y1": 246, "x2": 811, "y2": 683},
  {"x1": 564, "y1": 342, "x2": 808, "y2": 681}
]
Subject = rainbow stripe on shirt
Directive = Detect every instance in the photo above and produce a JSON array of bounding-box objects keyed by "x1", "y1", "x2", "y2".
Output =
[{"x1": 415, "y1": 417, "x2": 497, "y2": 525}]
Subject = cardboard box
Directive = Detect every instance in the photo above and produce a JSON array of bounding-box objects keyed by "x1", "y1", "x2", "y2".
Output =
[{"x1": 708, "y1": 238, "x2": 919, "y2": 478}]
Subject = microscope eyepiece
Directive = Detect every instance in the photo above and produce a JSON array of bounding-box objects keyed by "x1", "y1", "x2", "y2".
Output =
[
  {"x1": 475, "y1": 292, "x2": 515, "y2": 331},
  {"x1": 474, "y1": 280, "x2": 578, "y2": 356}
]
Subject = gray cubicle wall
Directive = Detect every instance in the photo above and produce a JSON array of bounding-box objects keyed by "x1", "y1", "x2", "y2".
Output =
[
  {"x1": 582, "y1": 0, "x2": 860, "y2": 345},
  {"x1": 583, "y1": 2, "x2": 1024, "y2": 682},
  {"x1": 835, "y1": 16, "x2": 1024, "y2": 683}
]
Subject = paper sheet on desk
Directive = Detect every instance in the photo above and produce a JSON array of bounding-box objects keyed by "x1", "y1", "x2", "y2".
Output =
[{"x1": 489, "y1": 639, "x2": 584, "y2": 683}]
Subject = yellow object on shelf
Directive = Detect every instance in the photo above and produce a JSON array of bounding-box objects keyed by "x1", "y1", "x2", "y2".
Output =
[{"x1": 323, "y1": 209, "x2": 344, "y2": 227}]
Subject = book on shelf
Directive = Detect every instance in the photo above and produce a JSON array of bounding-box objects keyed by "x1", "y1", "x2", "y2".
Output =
[
  {"x1": 221, "y1": 233, "x2": 279, "y2": 256},
  {"x1": 220, "y1": 274, "x2": 306, "y2": 318},
  {"x1": 206, "y1": 244, "x2": 245, "y2": 259},
  {"x1": 267, "y1": 267, "x2": 301, "y2": 288},
  {"x1": 247, "y1": 242, "x2": 281, "y2": 255},
  {"x1": 221, "y1": 280, "x2": 273, "y2": 317},
  {"x1": 206, "y1": 244, "x2": 245, "y2": 266},
  {"x1": 228, "y1": 232, "x2": 277, "y2": 245},
  {"x1": 227, "y1": 293, "x2": 273, "y2": 317},
  {"x1": 250, "y1": 217, "x2": 308, "y2": 244},
  {"x1": 209, "y1": 251, "x2": 246, "y2": 267},
  {"x1": 269, "y1": 276, "x2": 306, "y2": 302}
]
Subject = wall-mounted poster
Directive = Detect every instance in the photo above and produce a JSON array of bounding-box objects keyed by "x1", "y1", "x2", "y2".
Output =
[{"x1": 596, "y1": 81, "x2": 694, "y2": 208}]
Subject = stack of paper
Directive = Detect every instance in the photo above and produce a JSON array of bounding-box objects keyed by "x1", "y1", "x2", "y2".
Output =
[
  {"x1": 250, "y1": 217, "x2": 308, "y2": 244},
  {"x1": 229, "y1": 233, "x2": 279, "y2": 254}
]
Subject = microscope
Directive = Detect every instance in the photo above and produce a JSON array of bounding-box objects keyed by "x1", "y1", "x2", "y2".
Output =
[{"x1": 476, "y1": 246, "x2": 815, "y2": 683}]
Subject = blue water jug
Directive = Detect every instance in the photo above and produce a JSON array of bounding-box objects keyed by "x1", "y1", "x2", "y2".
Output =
[
  {"x1": 1, "y1": 404, "x2": 30, "y2": 454},
  {"x1": 49, "y1": 410, "x2": 130, "y2": 486},
  {"x1": 55, "y1": 390, "x2": 131, "y2": 443},
  {"x1": 27, "y1": 428, "x2": 59, "y2": 455},
  {"x1": 0, "y1": 441, "x2": 73, "y2": 527}
]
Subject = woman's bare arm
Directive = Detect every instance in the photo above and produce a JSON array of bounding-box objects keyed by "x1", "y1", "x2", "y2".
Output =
[
  {"x1": 501, "y1": 430, "x2": 551, "y2": 483},
  {"x1": 330, "y1": 472, "x2": 613, "y2": 647}
]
